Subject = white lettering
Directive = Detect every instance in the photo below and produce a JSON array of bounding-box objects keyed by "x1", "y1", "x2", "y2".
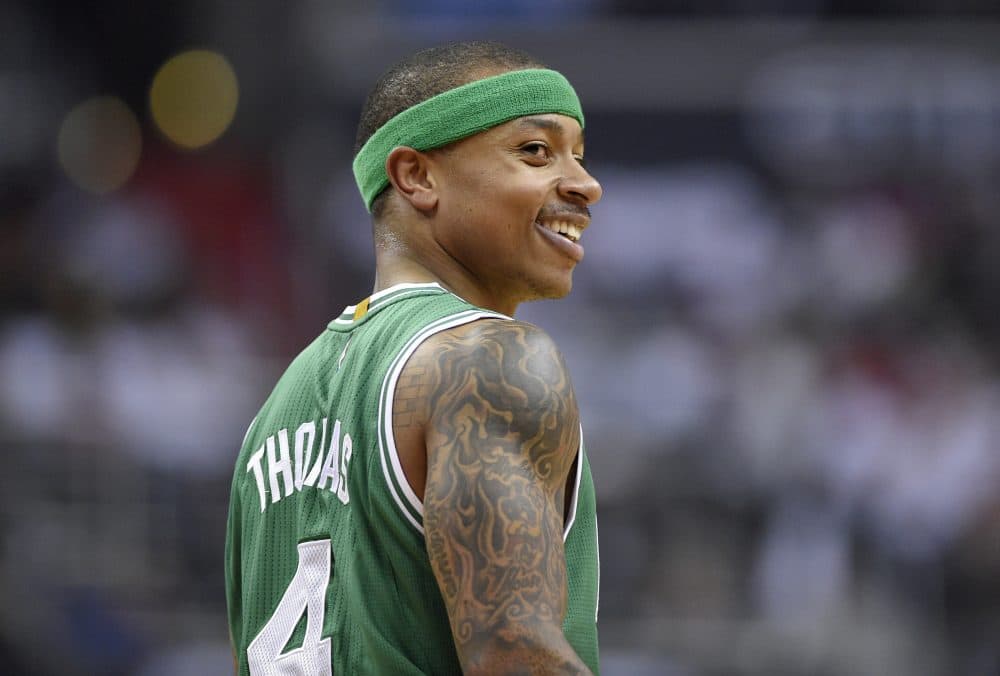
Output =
[
  {"x1": 294, "y1": 421, "x2": 316, "y2": 490},
  {"x1": 267, "y1": 431, "x2": 294, "y2": 504},
  {"x1": 303, "y1": 418, "x2": 327, "y2": 487},
  {"x1": 250, "y1": 417, "x2": 355, "y2": 513},
  {"x1": 337, "y1": 433, "x2": 352, "y2": 504},
  {"x1": 247, "y1": 445, "x2": 267, "y2": 512},
  {"x1": 317, "y1": 420, "x2": 341, "y2": 491}
]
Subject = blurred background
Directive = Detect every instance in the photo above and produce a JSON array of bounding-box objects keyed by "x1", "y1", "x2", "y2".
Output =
[{"x1": 2, "y1": 2, "x2": 1000, "y2": 675}]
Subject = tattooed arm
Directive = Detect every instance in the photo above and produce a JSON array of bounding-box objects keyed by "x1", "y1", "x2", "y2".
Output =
[{"x1": 412, "y1": 318, "x2": 592, "y2": 676}]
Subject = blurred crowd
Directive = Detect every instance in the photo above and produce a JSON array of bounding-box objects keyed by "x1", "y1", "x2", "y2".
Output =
[{"x1": 2, "y1": 2, "x2": 1000, "y2": 675}]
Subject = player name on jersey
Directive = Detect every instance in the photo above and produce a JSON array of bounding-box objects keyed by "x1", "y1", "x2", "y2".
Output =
[{"x1": 245, "y1": 417, "x2": 354, "y2": 512}]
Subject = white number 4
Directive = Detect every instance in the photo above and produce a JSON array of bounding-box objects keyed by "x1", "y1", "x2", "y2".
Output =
[{"x1": 247, "y1": 539, "x2": 333, "y2": 675}]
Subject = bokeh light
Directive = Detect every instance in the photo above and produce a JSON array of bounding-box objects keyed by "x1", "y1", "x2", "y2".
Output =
[
  {"x1": 149, "y1": 49, "x2": 239, "y2": 149},
  {"x1": 57, "y1": 96, "x2": 142, "y2": 194}
]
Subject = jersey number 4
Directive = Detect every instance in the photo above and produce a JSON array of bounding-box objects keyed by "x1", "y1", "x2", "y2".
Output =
[{"x1": 247, "y1": 539, "x2": 333, "y2": 675}]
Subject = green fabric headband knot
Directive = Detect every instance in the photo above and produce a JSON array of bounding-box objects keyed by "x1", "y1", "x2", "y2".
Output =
[{"x1": 352, "y1": 68, "x2": 585, "y2": 212}]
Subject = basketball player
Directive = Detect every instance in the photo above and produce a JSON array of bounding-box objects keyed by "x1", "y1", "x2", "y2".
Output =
[{"x1": 225, "y1": 41, "x2": 602, "y2": 675}]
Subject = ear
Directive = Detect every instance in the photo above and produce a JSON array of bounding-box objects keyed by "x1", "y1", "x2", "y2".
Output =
[{"x1": 384, "y1": 146, "x2": 438, "y2": 213}]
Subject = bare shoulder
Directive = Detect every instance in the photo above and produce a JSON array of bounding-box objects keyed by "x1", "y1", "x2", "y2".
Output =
[
  {"x1": 415, "y1": 316, "x2": 568, "y2": 369},
  {"x1": 407, "y1": 318, "x2": 580, "y2": 483}
]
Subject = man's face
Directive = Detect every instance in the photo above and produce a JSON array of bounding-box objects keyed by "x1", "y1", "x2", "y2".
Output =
[{"x1": 426, "y1": 112, "x2": 602, "y2": 308}]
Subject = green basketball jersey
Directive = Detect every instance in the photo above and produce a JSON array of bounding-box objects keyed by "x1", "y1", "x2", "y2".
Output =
[{"x1": 225, "y1": 282, "x2": 600, "y2": 675}]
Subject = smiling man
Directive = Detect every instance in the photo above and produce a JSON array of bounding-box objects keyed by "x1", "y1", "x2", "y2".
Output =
[{"x1": 225, "y1": 41, "x2": 602, "y2": 675}]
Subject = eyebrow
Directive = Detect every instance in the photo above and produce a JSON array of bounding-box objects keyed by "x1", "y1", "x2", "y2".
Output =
[{"x1": 513, "y1": 116, "x2": 585, "y2": 144}]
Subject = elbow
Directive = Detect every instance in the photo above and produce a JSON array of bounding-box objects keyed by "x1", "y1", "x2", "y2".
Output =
[{"x1": 457, "y1": 625, "x2": 593, "y2": 676}]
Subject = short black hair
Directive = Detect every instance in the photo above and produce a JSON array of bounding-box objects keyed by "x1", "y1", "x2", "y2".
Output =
[{"x1": 355, "y1": 41, "x2": 546, "y2": 218}]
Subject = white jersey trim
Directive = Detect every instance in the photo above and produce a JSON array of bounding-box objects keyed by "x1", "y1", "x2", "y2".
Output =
[
  {"x1": 561, "y1": 425, "x2": 584, "y2": 543},
  {"x1": 331, "y1": 283, "x2": 445, "y2": 325},
  {"x1": 241, "y1": 417, "x2": 258, "y2": 447},
  {"x1": 370, "y1": 281, "x2": 443, "y2": 301},
  {"x1": 595, "y1": 517, "x2": 601, "y2": 623},
  {"x1": 378, "y1": 309, "x2": 508, "y2": 535}
]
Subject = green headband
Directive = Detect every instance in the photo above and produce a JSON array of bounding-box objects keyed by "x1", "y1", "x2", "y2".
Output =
[{"x1": 353, "y1": 68, "x2": 585, "y2": 212}]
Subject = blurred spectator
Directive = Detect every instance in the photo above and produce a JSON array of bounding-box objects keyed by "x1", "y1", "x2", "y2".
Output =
[{"x1": 2, "y1": 3, "x2": 1000, "y2": 675}]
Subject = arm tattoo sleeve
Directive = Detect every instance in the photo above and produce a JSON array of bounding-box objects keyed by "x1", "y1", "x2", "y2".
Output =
[{"x1": 417, "y1": 320, "x2": 591, "y2": 675}]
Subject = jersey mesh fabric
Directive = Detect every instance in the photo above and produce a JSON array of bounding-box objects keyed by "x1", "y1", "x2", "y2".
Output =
[
  {"x1": 563, "y1": 443, "x2": 600, "y2": 670},
  {"x1": 225, "y1": 283, "x2": 600, "y2": 675}
]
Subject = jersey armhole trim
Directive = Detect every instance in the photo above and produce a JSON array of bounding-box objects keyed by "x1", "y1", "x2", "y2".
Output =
[
  {"x1": 562, "y1": 427, "x2": 584, "y2": 542},
  {"x1": 242, "y1": 417, "x2": 258, "y2": 447},
  {"x1": 377, "y1": 310, "x2": 508, "y2": 535}
]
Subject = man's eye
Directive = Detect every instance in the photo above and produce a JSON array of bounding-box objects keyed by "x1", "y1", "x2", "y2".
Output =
[{"x1": 521, "y1": 143, "x2": 549, "y2": 159}]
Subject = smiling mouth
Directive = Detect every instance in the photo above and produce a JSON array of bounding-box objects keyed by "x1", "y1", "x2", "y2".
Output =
[{"x1": 535, "y1": 219, "x2": 583, "y2": 243}]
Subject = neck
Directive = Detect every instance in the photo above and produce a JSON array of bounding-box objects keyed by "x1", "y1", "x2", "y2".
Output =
[{"x1": 373, "y1": 248, "x2": 518, "y2": 317}]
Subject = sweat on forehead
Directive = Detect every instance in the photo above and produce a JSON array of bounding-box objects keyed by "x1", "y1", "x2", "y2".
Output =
[{"x1": 352, "y1": 69, "x2": 585, "y2": 212}]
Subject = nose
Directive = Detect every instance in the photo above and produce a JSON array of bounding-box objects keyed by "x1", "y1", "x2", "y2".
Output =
[{"x1": 558, "y1": 161, "x2": 602, "y2": 206}]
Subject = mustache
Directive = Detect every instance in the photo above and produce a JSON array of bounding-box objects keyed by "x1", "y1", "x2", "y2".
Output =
[{"x1": 537, "y1": 205, "x2": 591, "y2": 221}]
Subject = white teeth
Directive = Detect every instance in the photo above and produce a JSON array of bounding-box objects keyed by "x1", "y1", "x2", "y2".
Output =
[{"x1": 538, "y1": 219, "x2": 583, "y2": 243}]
